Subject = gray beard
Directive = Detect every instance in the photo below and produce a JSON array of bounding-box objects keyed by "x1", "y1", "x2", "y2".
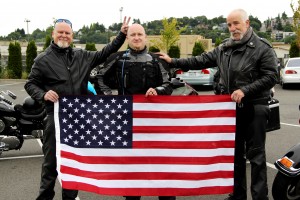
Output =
[
  {"x1": 230, "y1": 32, "x2": 244, "y2": 41},
  {"x1": 57, "y1": 40, "x2": 70, "y2": 48}
]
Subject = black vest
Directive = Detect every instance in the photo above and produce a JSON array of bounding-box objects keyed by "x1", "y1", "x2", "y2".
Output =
[{"x1": 105, "y1": 50, "x2": 164, "y2": 95}]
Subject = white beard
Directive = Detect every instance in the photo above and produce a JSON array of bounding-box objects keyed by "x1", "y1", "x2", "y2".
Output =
[
  {"x1": 231, "y1": 31, "x2": 244, "y2": 41},
  {"x1": 57, "y1": 40, "x2": 70, "y2": 48}
]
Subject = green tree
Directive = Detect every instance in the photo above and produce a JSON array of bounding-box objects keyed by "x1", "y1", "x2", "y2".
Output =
[
  {"x1": 291, "y1": 1, "x2": 300, "y2": 48},
  {"x1": 249, "y1": 15, "x2": 262, "y2": 32},
  {"x1": 215, "y1": 38, "x2": 222, "y2": 47},
  {"x1": 168, "y1": 45, "x2": 180, "y2": 58},
  {"x1": 148, "y1": 46, "x2": 160, "y2": 52},
  {"x1": 15, "y1": 28, "x2": 26, "y2": 38},
  {"x1": 26, "y1": 41, "x2": 37, "y2": 74},
  {"x1": 284, "y1": 34, "x2": 297, "y2": 44},
  {"x1": 276, "y1": 14, "x2": 283, "y2": 30},
  {"x1": 109, "y1": 23, "x2": 122, "y2": 32},
  {"x1": 133, "y1": 18, "x2": 141, "y2": 24},
  {"x1": 282, "y1": 12, "x2": 288, "y2": 20},
  {"x1": 7, "y1": 32, "x2": 22, "y2": 40},
  {"x1": 289, "y1": 40, "x2": 300, "y2": 57},
  {"x1": 192, "y1": 41, "x2": 205, "y2": 56},
  {"x1": 7, "y1": 41, "x2": 22, "y2": 78},
  {"x1": 43, "y1": 35, "x2": 52, "y2": 50},
  {"x1": 257, "y1": 32, "x2": 271, "y2": 41},
  {"x1": 45, "y1": 26, "x2": 54, "y2": 37},
  {"x1": 31, "y1": 29, "x2": 46, "y2": 40},
  {"x1": 85, "y1": 43, "x2": 97, "y2": 51},
  {"x1": 151, "y1": 18, "x2": 186, "y2": 53}
]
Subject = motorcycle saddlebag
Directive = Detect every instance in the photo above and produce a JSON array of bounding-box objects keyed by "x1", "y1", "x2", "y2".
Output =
[{"x1": 266, "y1": 98, "x2": 280, "y2": 132}]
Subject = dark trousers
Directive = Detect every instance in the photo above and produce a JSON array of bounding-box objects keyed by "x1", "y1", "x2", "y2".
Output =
[
  {"x1": 36, "y1": 114, "x2": 78, "y2": 200},
  {"x1": 125, "y1": 197, "x2": 176, "y2": 200},
  {"x1": 232, "y1": 103, "x2": 270, "y2": 200}
]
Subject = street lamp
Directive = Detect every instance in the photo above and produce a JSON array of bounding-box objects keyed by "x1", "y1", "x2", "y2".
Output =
[
  {"x1": 24, "y1": 18, "x2": 30, "y2": 41},
  {"x1": 24, "y1": 19, "x2": 30, "y2": 34},
  {"x1": 119, "y1": 7, "x2": 123, "y2": 23}
]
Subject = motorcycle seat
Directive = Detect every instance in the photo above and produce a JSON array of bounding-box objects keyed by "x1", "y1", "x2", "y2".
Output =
[
  {"x1": 20, "y1": 109, "x2": 47, "y2": 121},
  {"x1": 14, "y1": 105, "x2": 47, "y2": 121}
]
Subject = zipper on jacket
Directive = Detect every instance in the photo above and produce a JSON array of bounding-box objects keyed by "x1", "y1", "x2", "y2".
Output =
[
  {"x1": 62, "y1": 53, "x2": 75, "y2": 94},
  {"x1": 66, "y1": 66, "x2": 75, "y2": 94},
  {"x1": 227, "y1": 50, "x2": 237, "y2": 94}
]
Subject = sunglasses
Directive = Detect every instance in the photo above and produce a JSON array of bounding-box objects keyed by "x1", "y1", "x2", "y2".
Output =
[{"x1": 55, "y1": 19, "x2": 72, "y2": 28}]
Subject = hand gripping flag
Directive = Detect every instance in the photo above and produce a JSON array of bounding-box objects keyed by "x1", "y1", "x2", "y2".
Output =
[{"x1": 54, "y1": 95, "x2": 236, "y2": 196}]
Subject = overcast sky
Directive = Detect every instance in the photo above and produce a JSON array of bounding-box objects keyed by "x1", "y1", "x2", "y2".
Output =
[{"x1": 1, "y1": 0, "x2": 294, "y2": 37}]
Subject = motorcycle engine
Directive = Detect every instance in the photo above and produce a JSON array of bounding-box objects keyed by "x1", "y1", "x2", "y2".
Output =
[{"x1": 1, "y1": 136, "x2": 20, "y2": 150}]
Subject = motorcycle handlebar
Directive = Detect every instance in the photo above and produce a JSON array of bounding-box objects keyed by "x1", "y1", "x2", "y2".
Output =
[
  {"x1": 0, "y1": 94, "x2": 13, "y2": 105},
  {"x1": 7, "y1": 90, "x2": 17, "y2": 100},
  {"x1": 1, "y1": 90, "x2": 17, "y2": 100}
]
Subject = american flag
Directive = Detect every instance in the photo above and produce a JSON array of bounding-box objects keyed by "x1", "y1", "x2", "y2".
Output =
[{"x1": 54, "y1": 95, "x2": 236, "y2": 196}]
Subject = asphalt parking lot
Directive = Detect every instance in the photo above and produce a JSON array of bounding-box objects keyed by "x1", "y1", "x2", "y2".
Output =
[{"x1": 0, "y1": 80, "x2": 299, "y2": 200}]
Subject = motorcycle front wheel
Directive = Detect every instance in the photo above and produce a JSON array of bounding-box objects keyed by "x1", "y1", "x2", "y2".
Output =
[{"x1": 272, "y1": 171, "x2": 300, "y2": 200}]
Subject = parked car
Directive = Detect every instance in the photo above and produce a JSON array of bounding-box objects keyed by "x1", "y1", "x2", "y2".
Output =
[
  {"x1": 174, "y1": 68, "x2": 217, "y2": 87},
  {"x1": 280, "y1": 57, "x2": 300, "y2": 89}
]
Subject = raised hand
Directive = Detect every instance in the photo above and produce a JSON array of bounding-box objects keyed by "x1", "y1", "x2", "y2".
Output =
[{"x1": 120, "y1": 16, "x2": 131, "y2": 34}]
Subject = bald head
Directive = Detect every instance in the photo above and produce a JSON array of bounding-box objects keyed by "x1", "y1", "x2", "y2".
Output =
[
  {"x1": 127, "y1": 24, "x2": 147, "y2": 51},
  {"x1": 52, "y1": 22, "x2": 73, "y2": 48},
  {"x1": 128, "y1": 24, "x2": 146, "y2": 35}
]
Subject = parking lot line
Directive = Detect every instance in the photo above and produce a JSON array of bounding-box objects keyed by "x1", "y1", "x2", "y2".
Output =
[
  {"x1": 0, "y1": 154, "x2": 43, "y2": 160},
  {"x1": 281, "y1": 122, "x2": 300, "y2": 127}
]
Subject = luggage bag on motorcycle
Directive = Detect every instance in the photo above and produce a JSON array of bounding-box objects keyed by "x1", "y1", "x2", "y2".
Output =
[{"x1": 266, "y1": 97, "x2": 280, "y2": 132}]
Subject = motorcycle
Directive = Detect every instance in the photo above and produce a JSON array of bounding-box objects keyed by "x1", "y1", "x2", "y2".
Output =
[
  {"x1": 0, "y1": 90, "x2": 47, "y2": 156},
  {"x1": 272, "y1": 105, "x2": 300, "y2": 200}
]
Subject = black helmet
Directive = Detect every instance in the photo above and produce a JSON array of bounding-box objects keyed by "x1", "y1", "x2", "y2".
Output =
[{"x1": 23, "y1": 96, "x2": 40, "y2": 110}]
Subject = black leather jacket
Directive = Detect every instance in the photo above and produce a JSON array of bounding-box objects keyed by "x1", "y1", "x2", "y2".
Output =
[
  {"x1": 24, "y1": 32, "x2": 126, "y2": 113},
  {"x1": 97, "y1": 47, "x2": 173, "y2": 95},
  {"x1": 172, "y1": 32, "x2": 278, "y2": 102}
]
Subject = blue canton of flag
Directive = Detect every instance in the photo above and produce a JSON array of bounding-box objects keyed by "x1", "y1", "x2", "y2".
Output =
[{"x1": 58, "y1": 96, "x2": 133, "y2": 148}]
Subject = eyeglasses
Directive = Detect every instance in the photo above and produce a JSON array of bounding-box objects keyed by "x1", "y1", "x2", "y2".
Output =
[{"x1": 55, "y1": 19, "x2": 72, "y2": 28}]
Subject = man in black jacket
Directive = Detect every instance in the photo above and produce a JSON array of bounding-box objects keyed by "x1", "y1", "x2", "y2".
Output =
[
  {"x1": 97, "y1": 23, "x2": 173, "y2": 97},
  {"x1": 24, "y1": 17, "x2": 130, "y2": 200},
  {"x1": 158, "y1": 9, "x2": 277, "y2": 200},
  {"x1": 97, "y1": 23, "x2": 174, "y2": 200}
]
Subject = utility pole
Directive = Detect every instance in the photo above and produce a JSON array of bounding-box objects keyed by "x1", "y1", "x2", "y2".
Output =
[
  {"x1": 119, "y1": 7, "x2": 123, "y2": 23},
  {"x1": 24, "y1": 18, "x2": 30, "y2": 41}
]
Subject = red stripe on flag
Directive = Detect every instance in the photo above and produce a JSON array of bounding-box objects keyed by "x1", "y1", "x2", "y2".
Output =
[
  {"x1": 61, "y1": 151, "x2": 234, "y2": 165},
  {"x1": 133, "y1": 141, "x2": 235, "y2": 149},
  {"x1": 133, "y1": 95, "x2": 232, "y2": 103},
  {"x1": 133, "y1": 110, "x2": 236, "y2": 118},
  {"x1": 133, "y1": 125, "x2": 236, "y2": 133}
]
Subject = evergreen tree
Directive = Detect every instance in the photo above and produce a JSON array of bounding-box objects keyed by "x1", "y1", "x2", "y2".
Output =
[
  {"x1": 192, "y1": 41, "x2": 205, "y2": 56},
  {"x1": 289, "y1": 40, "x2": 300, "y2": 57},
  {"x1": 7, "y1": 41, "x2": 22, "y2": 78},
  {"x1": 148, "y1": 46, "x2": 160, "y2": 52},
  {"x1": 168, "y1": 45, "x2": 180, "y2": 58},
  {"x1": 43, "y1": 35, "x2": 51, "y2": 50},
  {"x1": 85, "y1": 43, "x2": 97, "y2": 51},
  {"x1": 26, "y1": 41, "x2": 37, "y2": 73}
]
